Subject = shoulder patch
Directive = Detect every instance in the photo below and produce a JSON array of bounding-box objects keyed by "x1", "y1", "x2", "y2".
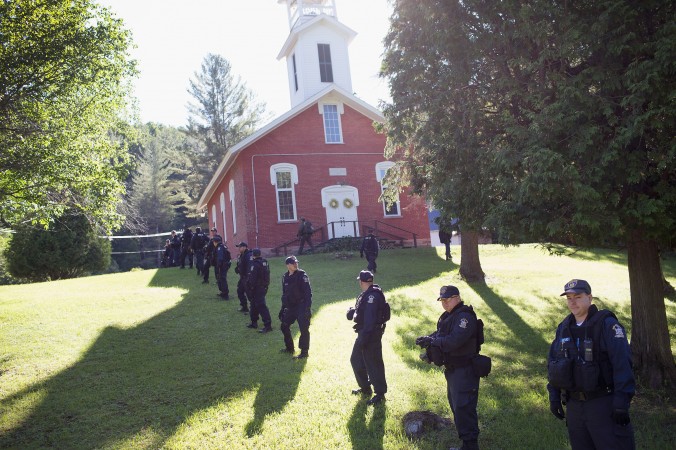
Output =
[
  {"x1": 459, "y1": 318, "x2": 468, "y2": 329},
  {"x1": 612, "y1": 323, "x2": 625, "y2": 338},
  {"x1": 367, "y1": 295, "x2": 375, "y2": 304},
  {"x1": 303, "y1": 275, "x2": 309, "y2": 283}
]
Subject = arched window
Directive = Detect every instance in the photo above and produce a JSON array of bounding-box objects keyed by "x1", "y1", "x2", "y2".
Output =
[
  {"x1": 211, "y1": 204, "x2": 217, "y2": 230},
  {"x1": 270, "y1": 163, "x2": 299, "y2": 221},
  {"x1": 229, "y1": 180, "x2": 237, "y2": 235},
  {"x1": 375, "y1": 161, "x2": 400, "y2": 217},
  {"x1": 220, "y1": 192, "x2": 227, "y2": 234}
]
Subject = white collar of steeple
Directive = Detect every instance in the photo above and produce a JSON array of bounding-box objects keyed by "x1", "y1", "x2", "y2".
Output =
[{"x1": 277, "y1": 14, "x2": 356, "y2": 60}]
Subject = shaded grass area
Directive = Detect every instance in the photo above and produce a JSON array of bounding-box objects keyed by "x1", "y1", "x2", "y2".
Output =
[{"x1": 0, "y1": 245, "x2": 674, "y2": 449}]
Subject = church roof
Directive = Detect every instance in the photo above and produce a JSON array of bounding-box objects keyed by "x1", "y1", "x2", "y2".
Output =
[{"x1": 197, "y1": 84, "x2": 384, "y2": 209}]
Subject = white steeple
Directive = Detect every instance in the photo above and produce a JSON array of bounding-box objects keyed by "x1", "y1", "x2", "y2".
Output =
[{"x1": 277, "y1": 0, "x2": 356, "y2": 108}]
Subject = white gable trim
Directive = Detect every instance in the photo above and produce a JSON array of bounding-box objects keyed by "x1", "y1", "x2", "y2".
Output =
[
  {"x1": 277, "y1": 14, "x2": 357, "y2": 60},
  {"x1": 197, "y1": 85, "x2": 384, "y2": 209}
]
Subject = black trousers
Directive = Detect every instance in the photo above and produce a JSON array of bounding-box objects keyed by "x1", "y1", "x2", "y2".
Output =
[
  {"x1": 216, "y1": 264, "x2": 229, "y2": 296},
  {"x1": 566, "y1": 394, "x2": 635, "y2": 450},
  {"x1": 237, "y1": 277, "x2": 248, "y2": 309},
  {"x1": 298, "y1": 234, "x2": 313, "y2": 254},
  {"x1": 194, "y1": 250, "x2": 204, "y2": 273},
  {"x1": 248, "y1": 289, "x2": 271, "y2": 327},
  {"x1": 365, "y1": 252, "x2": 377, "y2": 272},
  {"x1": 280, "y1": 304, "x2": 311, "y2": 351},
  {"x1": 350, "y1": 332, "x2": 387, "y2": 395},
  {"x1": 179, "y1": 247, "x2": 193, "y2": 268},
  {"x1": 445, "y1": 365, "x2": 480, "y2": 443}
]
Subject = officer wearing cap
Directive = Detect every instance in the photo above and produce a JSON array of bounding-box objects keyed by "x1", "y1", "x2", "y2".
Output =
[
  {"x1": 360, "y1": 230, "x2": 379, "y2": 273},
  {"x1": 246, "y1": 248, "x2": 273, "y2": 332},
  {"x1": 212, "y1": 236, "x2": 231, "y2": 299},
  {"x1": 279, "y1": 255, "x2": 313, "y2": 358},
  {"x1": 547, "y1": 279, "x2": 635, "y2": 450},
  {"x1": 347, "y1": 270, "x2": 388, "y2": 406},
  {"x1": 202, "y1": 227, "x2": 221, "y2": 284},
  {"x1": 234, "y1": 242, "x2": 251, "y2": 313},
  {"x1": 416, "y1": 286, "x2": 481, "y2": 450}
]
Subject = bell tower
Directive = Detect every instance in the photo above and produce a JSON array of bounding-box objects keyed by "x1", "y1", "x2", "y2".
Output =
[{"x1": 277, "y1": 0, "x2": 356, "y2": 108}]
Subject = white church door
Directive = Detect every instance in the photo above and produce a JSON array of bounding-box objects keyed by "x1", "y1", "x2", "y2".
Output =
[{"x1": 321, "y1": 185, "x2": 360, "y2": 239}]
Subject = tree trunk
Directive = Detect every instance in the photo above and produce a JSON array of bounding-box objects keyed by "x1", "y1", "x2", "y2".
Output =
[
  {"x1": 459, "y1": 229, "x2": 485, "y2": 283},
  {"x1": 627, "y1": 229, "x2": 676, "y2": 388}
]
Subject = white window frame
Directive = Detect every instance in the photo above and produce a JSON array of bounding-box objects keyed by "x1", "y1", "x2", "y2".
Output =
[
  {"x1": 270, "y1": 163, "x2": 299, "y2": 222},
  {"x1": 220, "y1": 192, "x2": 227, "y2": 234},
  {"x1": 375, "y1": 161, "x2": 401, "y2": 217},
  {"x1": 229, "y1": 180, "x2": 237, "y2": 235},
  {"x1": 319, "y1": 102, "x2": 343, "y2": 144},
  {"x1": 211, "y1": 204, "x2": 217, "y2": 230}
]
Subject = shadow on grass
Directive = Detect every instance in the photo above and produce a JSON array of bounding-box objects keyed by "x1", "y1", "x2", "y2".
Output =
[
  {"x1": 0, "y1": 247, "x2": 449, "y2": 448},
  {"x1": 347, "y1": 400, "x2": 387, "y2": 450}
]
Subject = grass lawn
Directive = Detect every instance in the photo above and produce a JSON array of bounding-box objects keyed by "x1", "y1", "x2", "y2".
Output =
[{"x1": 1, "y1": 244, "x2": 674, "y2": 449}]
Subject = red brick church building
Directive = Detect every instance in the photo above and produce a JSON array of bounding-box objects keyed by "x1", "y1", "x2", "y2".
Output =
[{"x1": 197, "y1": 0, "x2": 429, "y2": 254}]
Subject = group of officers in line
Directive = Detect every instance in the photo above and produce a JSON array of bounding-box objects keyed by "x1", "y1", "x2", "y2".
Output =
[{"x1": 165, "y1": 225, "x2": 636, "y2": 450}]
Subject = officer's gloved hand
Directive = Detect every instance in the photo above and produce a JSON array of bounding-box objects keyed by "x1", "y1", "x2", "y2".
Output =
[
  {"x1": 549, "y1": 401, "x2": 565, "y2": 420},
  {"x1": 415, "y1": 336, "x2": 434, "y2": 348},
  {"x1": 612, "y1": 409, "x2": 630, "y2": 426},
  {"x1": 346, "y1": 307, "x2": 356, "y2": 320}
]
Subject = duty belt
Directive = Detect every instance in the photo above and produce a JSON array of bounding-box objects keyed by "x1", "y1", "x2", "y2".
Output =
[{"x1": 568, "y1": 387, "x2": 613, "y2": 402}]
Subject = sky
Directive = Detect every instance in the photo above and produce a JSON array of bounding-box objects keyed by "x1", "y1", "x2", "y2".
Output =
[{"x1": 98, "y1": 0, "x2": 393, "y2": 127}]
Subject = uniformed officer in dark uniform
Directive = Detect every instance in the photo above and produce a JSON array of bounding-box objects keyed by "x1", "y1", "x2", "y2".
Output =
[
  {"x1": 347, "y1": 270, "x2": 387, "y2": 406},
  {"x1": 234, "y1": 242, "x2": 251, "y2": 313},
  {"x1": 360, "y1": 231, "x2": 379, "y2": 273},
  {"x1": 202, "y1": 227, "x2": 220, "y2": 284},
  {"x1": 279, "y1": 255, "x2": 312, "y2": 358},
  {"x1": 246, "y1": 248, "x2": 272, "y2": 332},
  {"x1": 213, "y1": 236, "x2": 231, "y2": 299},
  {"x1": 179, "y1": 227, "x2": 193, "y2": 269},
  {"x1": 547, "y1": 279, "x2": 635, "y2": 450},
  {"x1": 190, "y1": 226, "x2": 207, "y2": 276},
  {"x1": 416, "y1": 285, "x2": 481, "y2": 450},
  {"x1": 170, "y1": 230, "x2": 181, "y2": 266}
]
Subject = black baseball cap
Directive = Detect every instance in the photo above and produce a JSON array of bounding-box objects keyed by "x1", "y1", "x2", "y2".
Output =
[
  {"x1": 285, "y1": 256, "x2": 299, "y2": 264},
  {"x1": 235, "y1": 241, "x2": 248, "y2": 247},
  {"x1": 560, "y1": 279, "x2": 591, "y2": 296},
  {"x1": 252, "y1": 248, "x2": 261, "y2": 257},
  {"x1": 357, "y1": 270, "x2": 374, "y2": 282},
  {"x1": 213, "y1": 236, "x2": 222, "y2": 243},
  {"x1": 438, "y1": 285, "x2": 460, "y2": 300}
]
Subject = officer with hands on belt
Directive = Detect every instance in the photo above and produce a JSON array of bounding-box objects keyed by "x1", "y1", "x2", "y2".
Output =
[
  {"x1": 416, "y1": 285, "x2": 481, "y2": 450},
  {"x1": 347, "y1": 270, "x2": 387, "y2": 406},
  {"x1": 279, "y1": 255, "x2": 312, "y2": 359},
  {"x1": 246, "y1": 248, "x2": 272, "y2": 333},
  {"x1": 547, "y1": 279, "x2": 635, "y2": 450}
]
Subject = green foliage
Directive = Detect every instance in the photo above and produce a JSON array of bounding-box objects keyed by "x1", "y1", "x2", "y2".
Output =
[
  {"x1": 185, "y1": 53, "x2": 267, "y2": 208},
  {"x1": 5, "y1": 213, "x2": 111, "y2": 281},
  {"x1": 0, "y1": 0, "x2": 137, "y2": 231}
]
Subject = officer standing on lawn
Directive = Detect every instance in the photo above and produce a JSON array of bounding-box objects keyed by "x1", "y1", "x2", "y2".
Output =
[
  {"x1": 191, "y1": 226, "x2": 207, "y2": 276},
  {"x1": 347, "y1": 270, "x2": 387, "y2": 406},
  {"x1": 416, "y1": 286, "x2": 482, "y2": 450},
  {"x1": 360, "y1": 230, "x2": 379, "y2": 273},
  {"x1": 246, "y1": 249, "x2": 272, "y2": 333},
  {"x1": 213, "y1": 236, "x2": 231, "y2": 300},
  {"x1": 279, "y1": 255, "x2": 312, "y2": 359},
  {"x1": 234, "y1": 242, "x2": 251, "y2": 313},
  {"x1": 202, "y1": 227, "x2": 220, "y2": 284},
  {"x1": 547, "y1": 279, "x2": 635, "y2": 450}
]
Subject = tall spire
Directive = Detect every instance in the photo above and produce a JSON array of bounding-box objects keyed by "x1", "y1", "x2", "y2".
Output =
[{"x1": 277, "y1": 0, "x2": 356, "y2": 108}]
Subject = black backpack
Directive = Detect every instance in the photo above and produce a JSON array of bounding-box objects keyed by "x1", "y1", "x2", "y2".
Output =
[{"x1": 260, "y1": 258, "x2": 270, "y2": 288}]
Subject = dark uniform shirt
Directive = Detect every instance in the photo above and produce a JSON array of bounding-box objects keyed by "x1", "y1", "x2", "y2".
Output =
[
  {"x1": 353, "y1": 284, "x2": 386, "y2": 339},
  {"x1": 247, "y1": 257, "x2": 269, "y2": 293},
  {"x1": 282, "y1": 269, "x2": 312, "y2": 308},
  {"x1": 236, "y1": 249, "x2": 251, "y2": 278},
  {"x1": 431, "y1": 302, "x2": 478, "y2": 365},
  {"x1": 547, "y1": 305, "x2": 635, "y2": 410},
  {"x1": 360, "y1": 234, "x2": 379, "y2": 256}
]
